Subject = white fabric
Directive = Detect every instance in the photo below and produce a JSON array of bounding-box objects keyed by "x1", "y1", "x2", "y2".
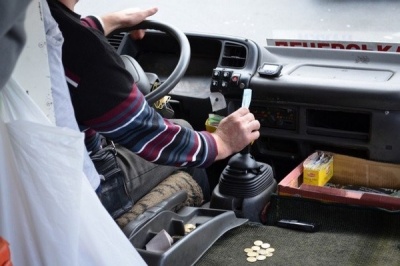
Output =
[
  {"x1": 43, "y1": 0, "x2": 100, "y2": 189},
  {"x1": 0, "y1": 78, "x2": 146, "y2": 265}
]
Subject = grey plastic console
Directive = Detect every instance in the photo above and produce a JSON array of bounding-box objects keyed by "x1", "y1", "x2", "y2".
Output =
[{"x1": 128, "y1": 207, "x2": 247, "y2": 266}]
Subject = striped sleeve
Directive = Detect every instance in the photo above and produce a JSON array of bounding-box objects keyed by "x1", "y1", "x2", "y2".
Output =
[
  {"x1": 82, "y1": 83, "x2": 218, "y2": 168},
  {"x1": 81, "y1": 16, "x2": 104, "y2": 33}
]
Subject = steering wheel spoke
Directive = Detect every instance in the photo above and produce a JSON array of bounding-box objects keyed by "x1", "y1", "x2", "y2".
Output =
[{"x1": 118, "y1": 20, "x2": 191, "y2": 105}]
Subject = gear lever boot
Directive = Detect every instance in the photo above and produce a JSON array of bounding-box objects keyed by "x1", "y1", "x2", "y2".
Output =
[{"x1": 210, "y1": 146, "x2": 277, "y2": 222}]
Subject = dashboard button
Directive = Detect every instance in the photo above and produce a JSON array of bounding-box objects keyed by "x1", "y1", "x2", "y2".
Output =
[
  {"x1": 213, "y1": 70, "x2": 221, "y2": 78},
  {"x1": 223, "y1": 71, "x2": 231, "y2": 80},
  {"x1": 230, "y1": 73, "x2": 240, "y2": 86}
]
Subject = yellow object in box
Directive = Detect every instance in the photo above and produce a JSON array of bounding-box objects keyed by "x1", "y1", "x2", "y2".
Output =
[
  {"x1": 205, "y1": 119, "x2": 216, "y2": 133},
  {"x1": 303, "y1": 151, "x2": 333, "y2": 186},
  {"x1": 205, "y1": 114, "x2": 224, "y2": 133}
]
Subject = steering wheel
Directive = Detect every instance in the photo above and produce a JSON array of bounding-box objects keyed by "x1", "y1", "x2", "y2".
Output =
[{"x1": 119, "y1": 20, "x2": 191, "y2": 106}]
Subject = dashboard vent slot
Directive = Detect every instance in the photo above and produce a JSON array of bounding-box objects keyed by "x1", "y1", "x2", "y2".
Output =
[
  {"x1": 220, "y1": 42, "x2": 247, "y2": 68},
  {"x1": 306, "y1": 109, "x2": 370, "y2": 141},
  {"x1": 107, "y1": 32, "x2": 125, "y2": 50}
]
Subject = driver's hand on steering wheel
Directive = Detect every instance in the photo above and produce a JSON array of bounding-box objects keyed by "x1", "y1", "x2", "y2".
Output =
[{"x1": 100, "y1": 7, "x2": 158, "y2": 38}]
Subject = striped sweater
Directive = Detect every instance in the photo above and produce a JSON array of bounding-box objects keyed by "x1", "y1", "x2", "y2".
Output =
[{"x1": 48, "y1": 0, "x2": 217, "y2": 168}]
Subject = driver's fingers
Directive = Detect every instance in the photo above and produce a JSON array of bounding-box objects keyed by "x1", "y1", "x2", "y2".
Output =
[
  {"x1": 119, "y1": 7, "x2": 158, "y2": 29},
  {"x1": 130, "y1": 7, "x2": 158, "y2": 24},
  {"x1": 142, "y1": 7, "x2": 158, "y2": 18},
  {"x1": 130, "y1": 30, "x2": 146, "y2": 40}
]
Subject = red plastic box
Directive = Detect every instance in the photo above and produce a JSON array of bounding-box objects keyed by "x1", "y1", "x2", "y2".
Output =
[
  {"x1": 0, "y1": 237, "x2": 12, "y2": 266},
  {"x1": 278, "y1": 154, "x2": 400, "y2": 210}
]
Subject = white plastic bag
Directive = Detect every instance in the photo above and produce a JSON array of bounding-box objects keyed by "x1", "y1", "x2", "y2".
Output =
[{"x1": 0, "y1": 78, "x2": 146, "y2": 265}]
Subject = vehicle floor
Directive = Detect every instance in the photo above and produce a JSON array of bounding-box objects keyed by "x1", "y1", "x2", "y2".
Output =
[{"x1": 196, "y1": 195, "x2": 400, "y2": 266}]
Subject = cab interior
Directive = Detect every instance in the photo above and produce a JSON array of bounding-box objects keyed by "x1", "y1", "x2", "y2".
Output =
[
  {"x1": 104, "y1": 23, "x2": 400, "y2": 265},
  {"x1": 109, "y1": 26, "x2": 400, "y2": 184},
  {"x1": 3, "y1": 4, "x2": 399, "y2": 263}
]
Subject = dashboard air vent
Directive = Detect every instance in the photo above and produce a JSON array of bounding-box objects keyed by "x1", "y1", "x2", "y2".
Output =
[
  {"x1": 107, "y1": 32, "x2": 125, "y2": 50},
  {"x1": 220, "y1": 42, "x2": 247, "y2": 68}
]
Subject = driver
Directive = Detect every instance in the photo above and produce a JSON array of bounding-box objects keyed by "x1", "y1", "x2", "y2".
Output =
[{"x1": 47, "y1": 0, "x2": 260, "y2": 206}]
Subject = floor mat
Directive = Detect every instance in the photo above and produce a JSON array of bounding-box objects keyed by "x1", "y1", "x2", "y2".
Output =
[{"x1": 196, "y1": 195, "x2": 400, "y2": 266}]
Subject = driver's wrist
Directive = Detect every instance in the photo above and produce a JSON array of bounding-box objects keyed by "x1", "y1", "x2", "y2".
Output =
[
  {"x1": 212, "y1": 133, "x2": 233, "y2": 161},
  {"x1": 100, "y1": 13, "x2": 122, "y2": 36}
]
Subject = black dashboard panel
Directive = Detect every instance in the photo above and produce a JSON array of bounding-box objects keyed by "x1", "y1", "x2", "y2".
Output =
[
  {"x1": 136, "y1": 34, "x2": 222, "y2": 78},
  {"x1": 252, "y1": 46, "x2": 400, "y2": 111},
  {"x1": 247, "y1": 46, "x2": 400, "y2": 178}
]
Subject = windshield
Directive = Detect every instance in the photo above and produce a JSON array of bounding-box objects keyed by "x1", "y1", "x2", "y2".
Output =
[{"x1": 77, "y1": 0, "x2": 400, "y2": 48}]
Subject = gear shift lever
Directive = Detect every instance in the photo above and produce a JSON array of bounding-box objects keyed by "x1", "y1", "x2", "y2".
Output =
[{"x1": 209, "y1": 89, "x2": 277, "y2": 222}]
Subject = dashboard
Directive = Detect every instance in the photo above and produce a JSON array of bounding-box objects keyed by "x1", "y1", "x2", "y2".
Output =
[{"x1": 110, "y1": 30, "x2": 400, "y2": 181}]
